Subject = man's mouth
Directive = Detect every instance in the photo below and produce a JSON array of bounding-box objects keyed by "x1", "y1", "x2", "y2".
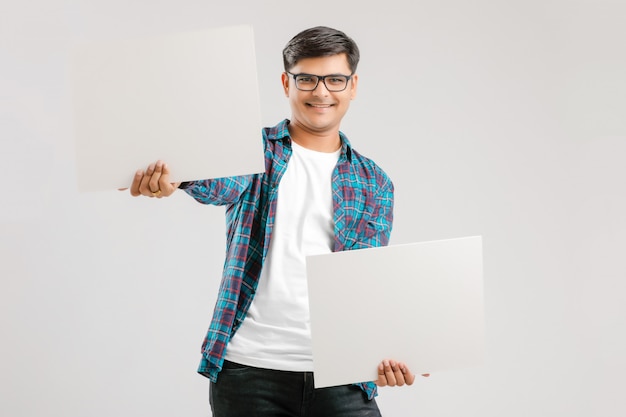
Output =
[{"x1": 307, "y1": 103, "x2": 333, "y2": 108}]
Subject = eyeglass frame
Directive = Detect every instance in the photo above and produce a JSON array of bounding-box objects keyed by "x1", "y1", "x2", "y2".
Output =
[{"x1": 285, "y1": 71, "x2": 354, "y2": 92}]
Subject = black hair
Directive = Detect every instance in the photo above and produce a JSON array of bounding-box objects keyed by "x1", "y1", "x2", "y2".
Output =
[{"x1": 282, "y1": 26, "x2": 360, "y2": 73}]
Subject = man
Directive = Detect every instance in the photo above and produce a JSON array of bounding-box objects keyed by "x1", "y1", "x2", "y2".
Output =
[{"x1": 128, "y1": 26, "x2": 426, "y2": 416}]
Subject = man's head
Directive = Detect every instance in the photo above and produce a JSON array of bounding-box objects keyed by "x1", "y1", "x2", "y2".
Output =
[
  {"x1": 281, "y1": 27, "x2": 360, "y2": 143},
  {"x1": 282, "y1": 26, "x2": 360, "y2": 74}
]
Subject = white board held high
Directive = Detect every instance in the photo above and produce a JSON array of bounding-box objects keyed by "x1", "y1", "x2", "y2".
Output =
[{"x1": 71, "y1": 25, "x2": 265, "y2": 192}]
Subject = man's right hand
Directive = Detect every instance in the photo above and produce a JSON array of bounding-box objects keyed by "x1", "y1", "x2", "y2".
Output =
[{"x1": 127, "y1": 160, "x2": 181, "y2": 198}]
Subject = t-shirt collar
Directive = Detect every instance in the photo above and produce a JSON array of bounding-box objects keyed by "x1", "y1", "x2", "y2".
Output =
[{"x1": 266, "y1": 119, "x2": 353, "y2": 162}]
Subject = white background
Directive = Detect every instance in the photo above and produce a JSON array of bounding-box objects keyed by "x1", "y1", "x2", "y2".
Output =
[{"x1": 1, "y1": 1, "x2": 624, "y2": 416}]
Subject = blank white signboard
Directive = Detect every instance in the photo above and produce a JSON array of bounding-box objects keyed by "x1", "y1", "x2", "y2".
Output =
[
  {"x1": 306, "y1": 236, "x2": 484, "y2": 388},
  {"x1": 71, "y1": 25, "x2": 264, "y2": 192}
]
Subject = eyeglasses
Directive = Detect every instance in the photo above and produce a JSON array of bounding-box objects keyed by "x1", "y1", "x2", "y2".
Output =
[{"x1": 286, "y1": 72, "x2": 353, "y2": 92}]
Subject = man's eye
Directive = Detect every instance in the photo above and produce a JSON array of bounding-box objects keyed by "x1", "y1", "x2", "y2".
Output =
[
  {"x1": 327, "y1": 77, "x2": 345, "y2": 84},
  {"x1": 297, "y1": 76, "x2": 315, "y2": 83}
]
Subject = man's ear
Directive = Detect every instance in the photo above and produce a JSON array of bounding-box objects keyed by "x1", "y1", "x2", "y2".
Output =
[
  {"x1": 281, "y1": 72, "x2": 290, "y2": 97},
  {"x1": 350, "y1": 73, "x2": 358, "y2": 100}
]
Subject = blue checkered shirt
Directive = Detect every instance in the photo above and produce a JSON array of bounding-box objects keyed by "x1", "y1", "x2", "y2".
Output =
[{"x1": 181, "y1": 119, "x2": 394, "y2": 399}]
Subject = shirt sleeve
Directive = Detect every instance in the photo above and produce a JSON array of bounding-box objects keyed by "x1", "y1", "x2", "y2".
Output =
[{"x1": 181, "y1": 175, "x2": 256, "y2": 206}]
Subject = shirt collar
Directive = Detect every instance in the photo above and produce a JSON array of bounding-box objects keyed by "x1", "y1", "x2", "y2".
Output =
[{"x1": 266, "y1": 119, "x2": 353, "y2": 162}]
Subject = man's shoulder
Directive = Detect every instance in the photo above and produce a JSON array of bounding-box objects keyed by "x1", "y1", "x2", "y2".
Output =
[
  {"x1": 262, "y1": 119, "x2": 290, "y2": 140},
  {"x1": 349, "y1": 147, "x2": 391, "y2": 179}
]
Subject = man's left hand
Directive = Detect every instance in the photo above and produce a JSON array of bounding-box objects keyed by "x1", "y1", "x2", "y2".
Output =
[{"x1": 375, "y1": 359, "x2": 430, "y2": 387}]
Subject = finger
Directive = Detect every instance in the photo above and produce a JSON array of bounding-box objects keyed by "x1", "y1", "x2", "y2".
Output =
[
  {"x1": 375, "y1": 362, "x2": 387, "y2": 387},
  {"x1": 398, "y1": 362, "x2": 416, "y2": 385},
  {"x1": 129, "y1": 170, "x2": 144, "y2": 196},
  {"x1": 158, "y1": 163, "x2": 178, "y2": 197},
  {"x1": 390, "y1": 360, "x2": 406, "y2": 386},
  {"x1": 383, "y1": 360, "x2": 397, "y2": 387},
  {"x1": 149, "y1": 161, "x2": 164, "y2": 194},
  {"x1": 139, "y1": 163, "x2": 156, "y2": 196}
]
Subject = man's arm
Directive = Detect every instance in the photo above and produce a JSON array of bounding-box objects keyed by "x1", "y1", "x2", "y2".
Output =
[
  {"x1": 364, "y1": 174, "x2": 429, "y2": 387},
  {"x1": 349, "y1": 171, "x2": 394, "y2": 250},
  {"x1": 124, "y1": 160, "x2": 254, "y2": 206}
]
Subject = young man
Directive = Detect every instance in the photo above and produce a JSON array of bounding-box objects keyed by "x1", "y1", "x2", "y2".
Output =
[{"x1": 129, "y1": 26, "x2": 424, "y2": 416}]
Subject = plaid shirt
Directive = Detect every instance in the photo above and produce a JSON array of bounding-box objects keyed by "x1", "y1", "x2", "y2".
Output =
[{"x1": 182, "y1": 119, "x2": 394, "y2": 399}]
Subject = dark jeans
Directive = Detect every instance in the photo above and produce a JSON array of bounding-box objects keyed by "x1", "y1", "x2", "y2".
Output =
[{"x1": 210, "y1": 361, "x2": 382, "y2": 417}]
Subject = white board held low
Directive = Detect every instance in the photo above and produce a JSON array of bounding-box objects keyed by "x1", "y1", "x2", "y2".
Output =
[{"x1": 306, "y1": 236, "x2": 485, "y2": 388}]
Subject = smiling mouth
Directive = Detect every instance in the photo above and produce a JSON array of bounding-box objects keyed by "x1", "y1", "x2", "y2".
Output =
[{"x1": 307, "y1": 103, "x2": 333, "y2": 108}]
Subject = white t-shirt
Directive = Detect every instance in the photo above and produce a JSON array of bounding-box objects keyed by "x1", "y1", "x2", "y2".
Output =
[{"x1": 224, "y1": 140, "x2": 340, "y2": 371}]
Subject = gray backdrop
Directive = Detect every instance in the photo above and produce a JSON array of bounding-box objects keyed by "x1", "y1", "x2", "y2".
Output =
[{"x1": 1, "y1": 0, "x2": 625, "y2": 416}]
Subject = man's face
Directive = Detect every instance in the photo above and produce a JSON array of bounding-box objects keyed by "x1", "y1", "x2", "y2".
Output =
[{"x1": 281, "y1": 53, "x2": 358, "y2": 136}]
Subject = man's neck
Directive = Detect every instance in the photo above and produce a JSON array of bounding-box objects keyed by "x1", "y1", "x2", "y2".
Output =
[{"x1": 288, "y1": 122, "x2": 341, "y2": 153}]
